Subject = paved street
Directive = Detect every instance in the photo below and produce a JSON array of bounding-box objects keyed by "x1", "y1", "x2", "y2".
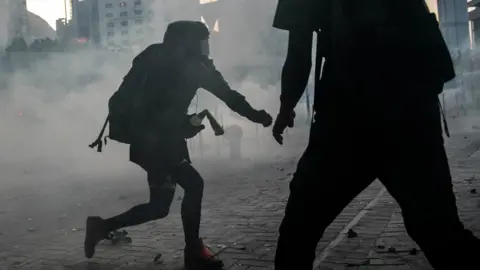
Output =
[{"x1": 0, "y1": 131, "x2": 480, "y2": 270}]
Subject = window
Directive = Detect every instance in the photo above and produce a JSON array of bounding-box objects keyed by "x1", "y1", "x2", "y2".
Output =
[
  {"x1": 120, "y1": 11, "x2": 128, "y2": 17},
  {"x1": 121, "y1": 21, "x2": 128, "y2": 27},
  {"x1": 107, "y1": 31, "x2": 114, "y2": 37},
  {"x1": 106, "y1": 13, "x2": 113, "y2": 18},
  {"x1": 134, "y1": 10, "x2": 143, "y2": 16},
  {"x1": 121, "y1": 30, "x2": 128, "y2": 36},
  {"x1": 134, "y1": 0, "x2": 142, "y2": 6},
  {"x1": 107, "y1": 22, "x2": 114, "y2": 28},
  {"x1": 105, "y1": 3, "x2": 113, "y2": 8},
  {"x1": 200, "y1": 0, "x2": 218, "y2": 4},
  {"x1": 119, "y1": 2, "x2": 127, "y2": 7},
  {"x1": 135, "y1": 19, "x2": 143, "y2": 25}
]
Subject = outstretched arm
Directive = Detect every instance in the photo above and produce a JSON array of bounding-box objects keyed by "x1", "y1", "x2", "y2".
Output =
[{"x1": 190, "y1": 59, "x2": 272, "y2": 126}]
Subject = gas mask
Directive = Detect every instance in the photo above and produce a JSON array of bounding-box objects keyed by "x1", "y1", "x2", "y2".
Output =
[{"x1": 199, "y1": 39, "x2": 210, "y2": 57}]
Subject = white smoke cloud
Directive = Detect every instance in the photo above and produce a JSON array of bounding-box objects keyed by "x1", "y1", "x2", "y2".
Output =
[{"x1": 0, "y1": 1, "x2": 311, "y2": 189}]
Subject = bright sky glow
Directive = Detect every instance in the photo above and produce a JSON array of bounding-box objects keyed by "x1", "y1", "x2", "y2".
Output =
[{"x1": 27, "y1": 0, "x2": 69, "y2": 30}]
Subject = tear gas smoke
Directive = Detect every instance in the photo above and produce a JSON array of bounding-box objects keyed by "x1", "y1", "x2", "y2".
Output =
[{"x1": 0, "y1": 1, "x2": 311, "y2": 188}]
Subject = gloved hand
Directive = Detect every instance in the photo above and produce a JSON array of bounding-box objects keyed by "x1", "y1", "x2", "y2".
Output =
[
  {"x1": 272, "y1": 109, "x2": 295, "y2": 145},
  {"x1": 252, "y1": 110, "x2": 273, "y2": 127},
  {"x1": 184, "y1": 124, "x2": 205, "y2": 139}
]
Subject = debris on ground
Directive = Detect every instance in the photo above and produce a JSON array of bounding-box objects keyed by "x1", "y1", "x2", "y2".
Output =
[
  {"x1": 465, "y1": 176, "x2": 476, "y2": 184},
  {"x1": 105, "y1": 230, "x2": 132, "y2": 245},
  {"x1": 153, "y1": 253, "x2": 162, "y2": 264},
  {"x1": 387, "y1": 246, "x2": 396, "y2": 253},
  {"x1": 346, "y1": 259, "x2": 369, "y2": 266},
  {"x1": 347, "y1": 229, "x2": 358, "y2": 238},
  {"x1": 232, "y1": 243, "x2": 246, "y2": 250}
]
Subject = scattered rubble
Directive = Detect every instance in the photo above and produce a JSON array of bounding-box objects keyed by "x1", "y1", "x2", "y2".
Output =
[{"x1": 347, "y1": 229, "x2": 358, "y2": 238}]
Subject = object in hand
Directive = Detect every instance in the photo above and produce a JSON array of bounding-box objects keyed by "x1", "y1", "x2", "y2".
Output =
[{"x1": 190, "y1": 109, "x2": 224, "y2": 136}]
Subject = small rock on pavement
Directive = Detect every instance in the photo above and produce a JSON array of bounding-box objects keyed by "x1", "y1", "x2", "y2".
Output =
[
  {"x1": 232, "y1": 244, "x2": 246, "y2": 250},
  {"x1": 469, "y1": 188, "x2": 477, "y2": 194},
  {"x1": 347, "y1": 229, "x2": 358, "y2": 238},
  {"x1": 27, "y1": 228, "x2": 36, "y2": 232},
  {"x1": 118, "y1": 195, "x2": 128, "y2": 200},
  {"x1": 387, "y1": 246, "x2": 397, "y2": 253},
  {"x1": 153, "y1": 253, "x2": 162, "y2": 264}
]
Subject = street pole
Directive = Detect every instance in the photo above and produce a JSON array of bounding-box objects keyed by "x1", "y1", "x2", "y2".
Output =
[{"x1": 64, "y1": 0, "x2": 68, "y2": 21}]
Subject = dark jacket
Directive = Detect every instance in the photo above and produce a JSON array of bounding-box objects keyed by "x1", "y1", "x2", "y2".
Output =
[
  {"x1": 273, "y1": 0, "x2": 455, "y2": 112},
  {"x1": 127, "y1": 44, "x2": 260, "y2": 171}
]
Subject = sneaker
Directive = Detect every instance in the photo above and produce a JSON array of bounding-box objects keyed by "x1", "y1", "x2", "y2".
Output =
[
  {"x1": 84, "y1": 216, "x2": 108, "y2": 259},
  {"x1": 184, "y1": 238, "x2": 224, "y2": 270}
]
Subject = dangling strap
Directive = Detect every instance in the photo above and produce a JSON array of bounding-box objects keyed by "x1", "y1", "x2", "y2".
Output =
[
  {"x1": 312, "y1": 29, "x2": 326, "y2": 125},
  {"x1": 89, "y1": 115, "x2": 109, "y2": 152},
  {"x1": 438, "y1": 98, "x2": 450, "y2": 138}
]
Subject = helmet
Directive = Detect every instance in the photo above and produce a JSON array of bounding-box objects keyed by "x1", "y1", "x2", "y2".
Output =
[{"x1": 163, "y1": 21, "x2": 210, "y2": 46}]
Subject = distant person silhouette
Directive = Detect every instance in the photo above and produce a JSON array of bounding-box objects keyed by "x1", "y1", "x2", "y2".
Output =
[{"x1": 224, "y1": 124, "x2": 243, "y2": 160}]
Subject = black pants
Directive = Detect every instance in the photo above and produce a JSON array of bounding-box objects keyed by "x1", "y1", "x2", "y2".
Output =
[
  {"x1": 105, "y1": 161, "x2": 204, "y2": 245},
  {"x1": 275, "y1": 75, "x2": 480, "y2": 269}
]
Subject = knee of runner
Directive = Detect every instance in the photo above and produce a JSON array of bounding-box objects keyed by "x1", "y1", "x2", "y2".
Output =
[
  {"x1": 155, "y1": 207, "x2": 170, "y2": 219},
  {"x1": 147, "y1": 201, "x2": 170, "y2": 219},
  {"x1": 183, "y1": 176, "x2": 204, "y2": 195}
]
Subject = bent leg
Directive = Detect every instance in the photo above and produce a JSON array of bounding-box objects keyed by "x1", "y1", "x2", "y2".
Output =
[
  {"x1": 173, "y1": 162, "x2": 225, "y2": 270},
  {"x1": 275, "y1": 122, "x2": 376, "y2": 270},
  {"x1": 104, "y1": 170, "x2": 176, "y2": 231},
  {"x1": 172, "y1": 162, "x2": 204, "y2": 245},
  {"x1": 84, "y1": 169, "x2": 175, "y2": 258},
  {"x1": 378, "y1": 96, "x2": 480, "y2": 270}
]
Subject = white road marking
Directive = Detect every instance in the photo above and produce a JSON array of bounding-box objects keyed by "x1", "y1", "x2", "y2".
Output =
[{"x1": 313, "y1": 187, "x2": 387, "y2": 268}]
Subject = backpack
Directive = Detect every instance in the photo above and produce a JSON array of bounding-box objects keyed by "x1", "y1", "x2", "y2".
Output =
[{"x1": 89, "y1": 45, "x2": 160, "y2": 152}]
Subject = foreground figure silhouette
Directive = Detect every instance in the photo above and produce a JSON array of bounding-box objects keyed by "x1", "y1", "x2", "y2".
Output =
[
  {"x1": 84, "y1": 21, "x2": 272, "y2": 270},
  {"x1": 272, "y1": 1, "x2": 480, "y2": 269}
]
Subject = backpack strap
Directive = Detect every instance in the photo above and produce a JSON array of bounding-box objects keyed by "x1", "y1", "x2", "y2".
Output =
[{"x1": 89, "y1": 115, "x2": 109, "y2": 152}]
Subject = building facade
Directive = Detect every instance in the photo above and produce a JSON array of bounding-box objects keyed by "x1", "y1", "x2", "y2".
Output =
[
  {"x1": 470, "y1": 0, "x2": 480, "y2": 44},
  {"x1": 97, "y1": 0, "x2": 154, "y2": 48},
  {"x1": 71, "y1": 0, "x2": 101, "y2": 44},
  {"x1": 6, "y1": 0, "x2": 29, "y2": 45},
  {"x1": 437, "y1": 0, "x2": 470, "y2": 50}
]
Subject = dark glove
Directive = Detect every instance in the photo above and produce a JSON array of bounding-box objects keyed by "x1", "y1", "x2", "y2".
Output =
[
  {"x1": 251, "y1": 110, "x2": 273, "y2": 127},
  {"x1": 272, "y1": 108, "x2": 295, "y2": 145},
  {"x1": 184, "y1": 124, "x2": 205, "y2": 139}
]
